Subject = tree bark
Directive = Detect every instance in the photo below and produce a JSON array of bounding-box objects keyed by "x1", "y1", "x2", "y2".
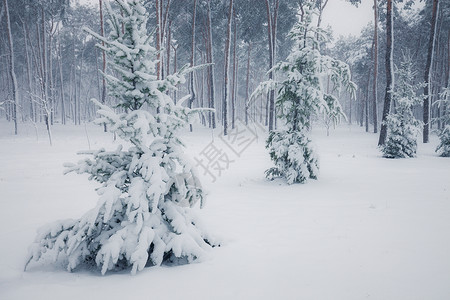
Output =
[
  {"x1": 423, "y1": 0, "x2": 439, "y2": 143},
  {"x1": 42, "y1": 8, "x2": 49, "y2": 128},
  {"x1": 3, "y1": 0, "x2": 18, "y2": 134},
  {"x1": 378, "y1": 0, "x2": 394, "y2": 146},
  {"x1": 245, "y1": 42, "x2": 252, "y2": 125},
  {"x1": 231, "y1": 9, "x2": 237, "y2": 129},
  {"x1": 172, "y1": 43, "x2": 177, "y2": 104},
  {"x1": 23, "y1": 21, "x2": 34, "y2": 124},
  {"x1": 444, "y1": 29, "x2": 449, "y2": 127},
  {"x1": 189, "y1": 0, "x2": 197, "y2": 132},
  {"x1": 99, "y1": 0, "x2": 107, "y2": 131},
  {"x1": 372, "y1": 0, "x2": 378, "y2": 134},
  {"x1": 265, "y1": 0, "x2": 279, "y2": 131},
  {"x1": 222, "y1": 0, "x2": 234, "y2": 136},
  {"x1": 206, "y1": 0, "x2": 216, "y2": 128},
  {"x1": 58, "y1": 32, "x2": 66, "y2": 125},
  {"x1": 166, "y1": 20, "x2": 171, "y2": 79},
  {"x1": 156, "y1": 0, "x2": 162, "y2": 80}
]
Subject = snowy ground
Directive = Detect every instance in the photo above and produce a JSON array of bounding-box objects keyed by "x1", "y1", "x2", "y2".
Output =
[{"x1": 0, "y1": 120, "x2": 449, "y2": 300}]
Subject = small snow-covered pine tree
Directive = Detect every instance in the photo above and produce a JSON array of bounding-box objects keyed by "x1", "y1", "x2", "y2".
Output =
[
  {"x1": 25, "y1": 0, "x2": 215, "y2": 275},
  {"x1": 381, "y1": 55, "x2": 422, "y2": 158},
  {"x1": 436, "y1": 125, "x2": 450, "y2": 157},
  {"x1": 435, "y1": 87, "x2": 450, "y2": 157},
  {"x1": 253, "y1": 1, "x2": 355, "y2": 184}
]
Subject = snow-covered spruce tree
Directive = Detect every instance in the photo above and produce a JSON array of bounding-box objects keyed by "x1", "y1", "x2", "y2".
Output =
[
  {"x1": 435, "y1": 87, "x2": 450, "y2": 157},
  {"x1": 251, "y1": 1, "x2": 355, "y2": 184},
  {"x1": 436, "y1": 125, "x2": 450, "y2": 157},
  {"x1": 25, "y1": 0, "x2": 215, "y2": 275},
  {"x1": 380, "y1": 55, "x2": 422, "y2": 158}
]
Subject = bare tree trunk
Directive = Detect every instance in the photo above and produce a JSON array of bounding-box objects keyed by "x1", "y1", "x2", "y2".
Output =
[
  {"x1": 365, "y1": 67, "x2": 371, "y2": 133},
  {"x1": 372, "y1": 0, "x2": 379, "y2": 134},
  {"x1": 58, "y1": 33, "x2": 66, "y2": 125},
  {"x1": 70, "y1": 49, "x2": 76, "y2": 123},
  {"x1": 265, "y1": 0, "x2": 279, "y2": 131},
  {"x1": 3, "y1": 0, "x2": 18, "y2": 134},
  {"x1": 40, "y1": 8, "x2": 50, "y2": 129},
  {"x1": 99, "y1": 0, "x2": 107, "y2": 131},
  {"x1": 222, "y1": 0, "x2": 234, "y2": 136},
  {"x1": 77, "y1": 43, "x2": 85, "y2": 125},
  {"x1": 200, "y1": 51, "x2": 206, "y2": 125},
  {"x1": 42, "y1": 8, "x2": 50, "y2": 128},
  {"x1": 24, "y1": 22, "x2": 39, "y2": 122},
  {"x1": 206, "y1": 0, "x2": 216, "y2": 128},
  {"x1": 358, "y1": 90, "x2": 363, "y2": 127},
  {"x1": 48, "y1": 17, "x2": 57, "y2": 126},
  {"x1": 444, "y1": 29, "x2": 450, "y2": 127},
  {"x1": 156, "y1": 0, "x2": 162, "y2": 80},
  {"x1": 231, "y1": 9, "x2": 237, "y2": 129},
  {"x1": 245, "y1": 42, "x2": 252, "y2": 125},
  {"x1": 23, "y1": 22, "x2": 34, "y2": 124},
  {"x1": 36, "y1": 23, "x2": 44, "y2": 122},
  {"x1": 189, "y1": 0, "x2": 197, "y2": 132},
  {"x1": 423, "y1": 0, "x2": 439, "y2": 143},
  {"x1": 172, "y1": 43, "x2": 177, "y2": 104},
  {"x1": 204, "y1": 33, "x2": 212, "y2": 127},
  {"x1": 349, "y1": 68, "x2": 353, "y2": 124},
  {"x1": 378, "y1": 0, "x2": 394, "y2": 146},
  {"x1": 166, "y1": 20, "x2": 171, "y2": 78},
  {"x1": 159, "y1": 0, "x2": 171, "y2": 80}
]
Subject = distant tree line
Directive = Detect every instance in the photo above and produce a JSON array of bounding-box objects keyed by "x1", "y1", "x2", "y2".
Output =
[{"x1": 1, "y1": 0, "x2": 449, "y2": 145}]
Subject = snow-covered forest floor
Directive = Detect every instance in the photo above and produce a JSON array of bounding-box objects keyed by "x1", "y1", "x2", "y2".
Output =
[{"x1": 1, "y1": 120, "x2": 449, "y2": 300}]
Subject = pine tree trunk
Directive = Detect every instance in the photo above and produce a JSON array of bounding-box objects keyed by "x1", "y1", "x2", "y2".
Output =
[
  {"x1": 48, "y1": 18, "x2": 56, "y2": 126},
  {"x1": 222, "y1": 0, "x2": 234, "y2": 136},
  {"x1": 365, "y1": 68, "x2": 371, "y2": 133},
  {"x1": 3, "y1": 0, "x2": 18, "y2": 134},
  {"x1": 372, "y1": 0, "x2": 378, "y2": 134},
  {"x1": 99, "y1": 0, "x2": 107, "y2": 131},
  {"x1": 58, "y1": 34, "x2": 66, "y2": 125},
  {"x1": 231, "y1": 9, "x2": 237, "y2": 129},
  {"x1": 359, "y1": 90, "x2": 364, "y2": 127},
  {"x1": 42, "y1": 7, "x2": 49, "y2": 123},
  {"x1": 166, "y1": 20, "x2": 171, "y2": 79},
  {"x1": 36, "y1": 23, "x2": 43, "y2": 122},
  {"x1": 245, "y1": 42, "x2": 252, "y2": 125},
  {"x1": 156, "y1": 0, "x2": 162, "y2": 80},
  {"x1": 189, "y1": 0, "x2": 197, "y2": 132},
  {"x1": 172, "y1": 44, "x2": 177, "y2": 104},
  {"x1": 423, "y1": 0, "x2": 439, "y2": 143},
  {"x1": 78, "y1": 44, "x2": 85, "y2": 125},
  {"x1": 23, "y1": 23, "x2": 38, "y2": 122},
  {"x1": 378, "y1": 0, "x2": 394, "y2": 146},
  {"x1": 206, "y1": 0, "x2": 216, "y2": 129},
  {"x1": 265, "y1": 0, "x2": 278, "y2": 131},
  {"x1": 444, "y1": 29, "x2": 450, "y2": 127},
  {"x1": 272, "y1": 0, "x2": 279, "y2": 130},
  {"x1": 23, "y1": 22, "x2": 34, "y2": 124}
]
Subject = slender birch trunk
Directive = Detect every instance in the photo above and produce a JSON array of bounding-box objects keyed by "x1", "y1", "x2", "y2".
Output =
[
  {"x1": 423, "y1": 0, "x2": 439, "y2": 143},
  {"x1": 245, "y1": 42, "x2": 252, "y2": 125},
  {"x1": 378, "y1": 0, "x2": 394, "y2": 146},
  {"x1": 206, "y1": 0, "x2": 216, "y2": 128},
  {"x1": 189, "y1": 0, "x2": 197, "y2": 132},
  {"x1": 3, "y1": 0, "x2": 18, "y2": 134},
  {"x1": 222, "y1": 0, "x2": 234, "y2": 136}
]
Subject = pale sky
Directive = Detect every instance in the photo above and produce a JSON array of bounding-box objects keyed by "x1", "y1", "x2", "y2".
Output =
[
  {"x1": 323, "y1": 0, "x2": 373, "y2": 38},
  {"x1": 79, "y1": 0, "x2": 374, "y2": 38}
]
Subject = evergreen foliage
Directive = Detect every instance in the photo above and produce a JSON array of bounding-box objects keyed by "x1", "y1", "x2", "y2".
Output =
[
  {"x1": 436, "y1": 125, "x2": 450, "y2": 157},
  {"x1": 435, "y1": 87, "x2": 450, "y2": 157},
  {"x1": 381, "y1": 55, "x2": 422, "y2": 158},
  {"x1": 253, "y1": 0, "x2": 355, "y2": 184},
  {"x1": 25, "y1": 0, "x2": 214, "y2": 275}
]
